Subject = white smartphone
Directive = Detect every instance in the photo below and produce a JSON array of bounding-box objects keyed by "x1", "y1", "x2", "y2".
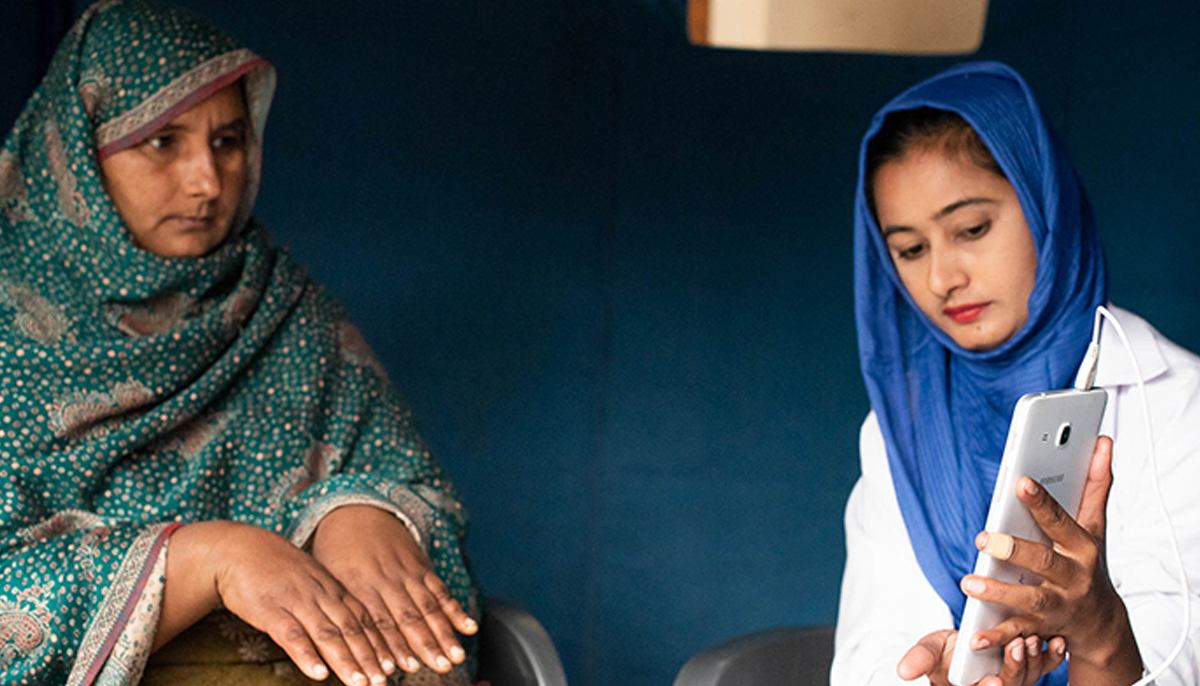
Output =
[{"x1": 947, "y1": 387, "x2": 1107, "y2": 686}]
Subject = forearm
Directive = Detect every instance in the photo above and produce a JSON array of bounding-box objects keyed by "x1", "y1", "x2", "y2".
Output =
[{"x1": 153, "y1": 520, "x2": 234, "y2": 651}]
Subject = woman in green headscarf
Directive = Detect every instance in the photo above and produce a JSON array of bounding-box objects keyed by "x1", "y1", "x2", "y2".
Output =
[{"x1": 0, "y1": 1, "x2": 479, "y2": 684}]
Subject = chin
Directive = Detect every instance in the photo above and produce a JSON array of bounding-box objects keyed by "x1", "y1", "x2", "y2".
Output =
[
  {"x1": 162, "y1": 231, "x2": 230, "y2": 258},
  {"x1": 156, "y1": 243, "x2": 213, "y2": 258},
  {"x1": 955, "y1": 330, "x2": 1011, "y2": 352}
]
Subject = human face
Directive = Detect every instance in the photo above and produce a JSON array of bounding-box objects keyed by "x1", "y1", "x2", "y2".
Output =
[
  {"x1": 872, "y1": 149, "x2": 1038, "y2": 351},
  {"x1": 100, "y1": 83, "x2": 249, "y2": 258}
]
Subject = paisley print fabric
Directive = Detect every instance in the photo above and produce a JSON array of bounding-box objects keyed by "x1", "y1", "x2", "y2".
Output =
[{"x1": 0, "y1": 1, "x2": 478, "y2": 683}]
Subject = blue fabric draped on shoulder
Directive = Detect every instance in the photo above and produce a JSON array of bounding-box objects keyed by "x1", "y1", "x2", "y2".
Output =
[{"x1": 851, "y1": 61, "x2": 1107, "y2": 641}]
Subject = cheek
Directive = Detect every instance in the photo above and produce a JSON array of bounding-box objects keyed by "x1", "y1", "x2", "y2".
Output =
[
  {"x1": 893, "y1": 263, "x2": 933, "y2": 312},
  {"x1": 217, "y1": 157, "x2": 249, "y2": 211},
  {"x1": 1007, "y1": 229, "x2": 1039, "y2": 313},
  {"x1": 100, "y1": 159, "x2": 162, "y2": 229}
]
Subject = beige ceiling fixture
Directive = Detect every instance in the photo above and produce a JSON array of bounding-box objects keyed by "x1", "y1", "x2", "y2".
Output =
[{"x1": 688, "y1": 0, "x2": 989, "y2": 55}]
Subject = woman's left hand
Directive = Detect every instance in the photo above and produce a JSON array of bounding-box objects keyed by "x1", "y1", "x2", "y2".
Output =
[
  {"x1": 311, "y1": 505, "x2": 478, "y2": 675},
  {"x1": 958, "y1": 437, "x2": 1143, "y2": 684}
]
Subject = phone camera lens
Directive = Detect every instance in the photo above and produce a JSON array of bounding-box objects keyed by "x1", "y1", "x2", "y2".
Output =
[{"x1": 1056, "y1": 424, "x2": 1071, "y2": 447}]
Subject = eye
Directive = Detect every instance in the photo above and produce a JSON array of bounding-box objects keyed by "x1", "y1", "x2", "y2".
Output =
[
  {"x1": 212, "y1": 132, "x2": 246, "y2": 151},
  {"x1": 962, "y1": 221, "x2": 991, "y2": 239},
  {"x1": 893, "y1": 243, "x2": 925, "y2": 261},
  {"x1": 144, "y1": 134, "x2": 174, "y2": 150}
]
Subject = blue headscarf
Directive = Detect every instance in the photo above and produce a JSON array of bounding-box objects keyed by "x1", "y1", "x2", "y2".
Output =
[{"x1": 853, "y1": 61, "x2": 1107, "y2": 646}]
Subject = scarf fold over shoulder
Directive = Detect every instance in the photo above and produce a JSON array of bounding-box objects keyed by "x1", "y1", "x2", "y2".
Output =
[
  {"x1": 853, "y1": 61, "x2": 1106, "y2": 683},
  {"x1": 0, "y1": 2, "x2": 476, "y2": 682}
]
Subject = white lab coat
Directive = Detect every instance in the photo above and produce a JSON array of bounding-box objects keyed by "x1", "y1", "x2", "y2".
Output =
[{"x1": 832, "y1": 307, "x2": 1200, "y2": 685}]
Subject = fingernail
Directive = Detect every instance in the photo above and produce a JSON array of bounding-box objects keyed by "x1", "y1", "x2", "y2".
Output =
[
  {"x1": 962, "y1": 577, "x2": 985, "y2": 595},
  {"x1": 1023, "y1": 478, "x2": 1039, "y2": 495},
  {"x1": 351, "y1": 672, "x2": 368, "y2": 686},
  {"x1": 381, "y1": 659, "x2": 396, "y2": 674},
  {"x1": 1011, "y1": 642, "x2": 1024, "y2": 662},
  {"x1": 436, "y1": 656, "x2": 452, "y2": 671},
  {"x1": 975, "y1": 637, "x2": 991, "y2": 650},
  {"x1": 980, "y1": 532, "x2": 1014, "y2": 561},
  {"x1": 404, "y1": 657, "x2": 421, "y2": 673},
  {"x1": 463, "y1": 618, "x2": 478, "y2": 633},
  {"x1": 1026, "y1": 636, "x2": 1039, "y2": 653},
  {"x1": 311, "y1": 664, "x2": 329, "y2": 680},
  {"x1": 370, "y1": 674, "x2": 387, "y2": 685},
  {"x1": 450, "y1": 646, "x2": 465, "y2": 662},
  {"x1": 1056, "y1": 643, "x2": 1066, "y2": 656}
]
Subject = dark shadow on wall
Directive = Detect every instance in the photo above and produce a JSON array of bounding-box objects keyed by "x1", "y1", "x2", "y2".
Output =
[
  {"x1": 0, "y1": 0, "x2": 74, "y2": 130},
  {"x1": 0, "y1": 3, "x2": 37, "y2": 132}
]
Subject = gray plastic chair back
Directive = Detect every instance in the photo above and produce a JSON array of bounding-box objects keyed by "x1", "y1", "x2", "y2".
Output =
[
  {"x1": 672, "y1": 625, "x2": 835, "y2": 686},
  {"x1": 476, "y1": 599, "x2": 568, "y2": 686}
]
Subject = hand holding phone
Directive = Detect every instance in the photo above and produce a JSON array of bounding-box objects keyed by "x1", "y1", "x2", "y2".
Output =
[{"x1": 946, "y1": 388, "x2": 1107, "y2": 686}]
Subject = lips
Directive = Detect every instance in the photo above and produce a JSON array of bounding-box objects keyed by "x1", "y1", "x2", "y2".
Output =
[
  {"x1": 168, "y1": 215, "x2": 215, "y2": 231},
  {"x1": 943, "y1": 302, "x2": 990, "y2": 324}
]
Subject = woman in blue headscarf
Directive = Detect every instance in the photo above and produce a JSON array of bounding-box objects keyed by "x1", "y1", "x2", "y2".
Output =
[{"x1": 832, "y1": 62, "x2": 1200, "y2": 686}]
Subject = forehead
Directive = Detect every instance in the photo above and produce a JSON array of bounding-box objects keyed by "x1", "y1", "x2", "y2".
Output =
[{"x1": 873, "y1": 149, "x2": 1012, "y2": 223}]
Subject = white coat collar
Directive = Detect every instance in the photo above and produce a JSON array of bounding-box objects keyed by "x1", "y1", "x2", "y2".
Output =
[{"x1": 1091, "y1": 305, "x2": 1169, "y2": 388}]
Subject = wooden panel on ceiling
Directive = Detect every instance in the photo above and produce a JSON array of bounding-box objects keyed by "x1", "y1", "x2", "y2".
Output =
[{"x1": 688, "y1": 0, "x2": 988, "y2": 55}]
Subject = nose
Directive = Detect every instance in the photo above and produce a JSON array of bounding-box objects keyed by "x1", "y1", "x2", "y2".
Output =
[
  {"x1": 926, "y1": 247, "x2": 968, "y2": 299},
  {"x1": 180, "y1": 145, "x2": 220, "y2": 201}
]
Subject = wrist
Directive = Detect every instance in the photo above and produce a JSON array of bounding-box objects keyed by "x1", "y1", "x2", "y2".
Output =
[
  {"x1": 156, "y1": 521, "x2": 237, "y2": 649},
  {"x1": 189, "y1": 520, "x2": 260, "y2": 604},
  {"x1": 1068, "y1": 603, "x2": 1142, "y2": 681},
  {"x1": 313, "y1": 504, "x2": 389, "y2": 541},
  {"x1": 180, "y1": 522, "x2": 236, "y2": 604}
]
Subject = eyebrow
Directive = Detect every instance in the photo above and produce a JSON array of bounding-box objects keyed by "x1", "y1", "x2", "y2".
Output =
[
  {"x1": 933, "y1": 196, "x2": 996, "y2": 219},
  {"x1": 150, "y1": 117, "x2": 248, "y2": 137},
  {"x1": 880, "y1": 196, "x2": 997, "y2": 238}
]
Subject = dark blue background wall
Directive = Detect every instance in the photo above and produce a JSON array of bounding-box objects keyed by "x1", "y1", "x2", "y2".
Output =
[{"x1": 4, "y1": 2, "x2": 1199, "y2": 685}]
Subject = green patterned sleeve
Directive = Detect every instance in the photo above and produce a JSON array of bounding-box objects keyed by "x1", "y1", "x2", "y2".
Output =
[
  {"x1": 0, "y1": 485, "x2": 179, "y2": 685},
  {"x1": 277, "y1": 315, "x2": 478, "y2": 619}
]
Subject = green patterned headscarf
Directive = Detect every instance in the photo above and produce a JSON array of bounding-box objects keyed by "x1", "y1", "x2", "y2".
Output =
[{"x1": 0, "y1": 2, "x2": 477, "y2": 683}]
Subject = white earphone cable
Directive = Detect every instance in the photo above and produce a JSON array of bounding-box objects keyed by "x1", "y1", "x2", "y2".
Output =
[{"x1": 1076, "y1": 306, "x2": 1191, "y2": 685}]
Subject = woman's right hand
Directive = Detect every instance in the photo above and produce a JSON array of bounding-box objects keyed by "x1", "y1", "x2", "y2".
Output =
[
  {"x1": 896, "y1": 629, "x2": 1066, "y2": 686},
  {"x1": 162, "y1": 520, "x2": 393, "y2": 686}
]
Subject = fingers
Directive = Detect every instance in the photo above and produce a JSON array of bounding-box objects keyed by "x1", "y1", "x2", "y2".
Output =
[
  {"x1": 349, "y1": 579, "x2": 468, "y2": 674},
  {"x1": 356, "y1": 588, "x2": 422, "y2": 673},
  {"x1": 1014, "y1": 436, "x2": 1113, "y2": 552},
  {"x1": 248, "y1": 588, "x2": 390, "y2": 686},
  {"x1": 215, "y1": 525, "x2": 397, "y2": 685},
  {"x1": 425, "y1": 571, "x2": 478, "y2": 636},
  {"x1": 1013, "y1": 475, "x2": 1091, "y2": 554},
  {"x1": 264, "y1": 610, "x2": 334, "y2": 682},
  {"x1": 1022, "y1": 636, "x2": 1047, "y2": 686},
  {"x1": 404, "y1": 575, "x2": 464, "y2": 670},
  {"x1": 976, "y1": 635, "x2": 1066, "y2": 686},
  {"x1": 962, "y1": 612, "x2": 1038, "y2": 652},
  {"x1": 326, "y1": 594, "x2": 391, "y2": 685},
  {"x1": 896, "y1": 630, "x2": 953, "y2": 681},
  {"x1": 294, "y1": 598, "x2": 388, "y2": 686},
  {"x1": 973, "y1": 531, "x2": 1072, "y2": 587},
  {"x1": 982, "y1": 637, "x2": 1027, "y2": 686},
  {"x1": 356, "y1": 608, "x2": 399, "y2": 676},
  {"x1": 308, "y1": 508, "x2": 476, "y2": 674},
  {"x1": 1044, "y1": 636, "x2": 1067, "y2": 673},
  {"x1": 373, "y1": 579, "x2": 457, "y2": 673},
  {"x1": 961, "y1": 576, "x2": 1061, "y2": 641},
  {"x1": 1075, "y1": 436, "x2": 1114, "y2": 539}
]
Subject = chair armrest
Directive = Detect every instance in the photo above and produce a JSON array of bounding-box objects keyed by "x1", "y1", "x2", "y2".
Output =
[
  {"x1": 477, "y1": 598, "x2": 569, "y2": 686},
  {"x1": 672, "y1": 625, "x2": 835, "y2": 686}
]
